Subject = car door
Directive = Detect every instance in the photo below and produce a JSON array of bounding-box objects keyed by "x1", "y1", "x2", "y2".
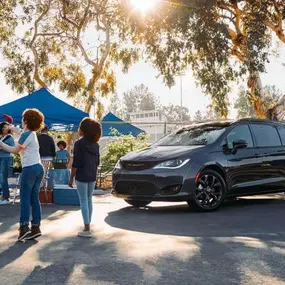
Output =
[
  {"x1": 250, "y1": 123, "x2": 285, "y2": 192},
  {"x1": 224, "y1": 124, "x2": 264, "y2": 195}
]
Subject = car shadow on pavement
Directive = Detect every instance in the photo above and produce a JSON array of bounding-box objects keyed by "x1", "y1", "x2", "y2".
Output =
[{"x1": 105, "y1": 197, "x2": 285, "y2": 239}]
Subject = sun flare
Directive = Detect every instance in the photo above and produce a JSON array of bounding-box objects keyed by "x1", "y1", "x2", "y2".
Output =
[{"x1": 130, "y1": 0, "x2": 157, "y2": 13}]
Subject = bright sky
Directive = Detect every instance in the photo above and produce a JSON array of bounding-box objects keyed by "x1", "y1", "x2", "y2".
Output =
[{"x1": 1, "y1": 46, "x2": 285, "y2": 120}]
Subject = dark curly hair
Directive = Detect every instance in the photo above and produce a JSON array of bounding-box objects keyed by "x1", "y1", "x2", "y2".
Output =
[
  {"x1": 22, "y1": 109, "x2": 45, "y2": 131},
  {"x1": 79, "y1": 118, "x2": 102, "y2": 143},
  {"x1": 57, "y1": 140, "x2": 67, "y2": 149},
  {"x1": 0, "y1": 122, "x2": 11, "y2": 135}
]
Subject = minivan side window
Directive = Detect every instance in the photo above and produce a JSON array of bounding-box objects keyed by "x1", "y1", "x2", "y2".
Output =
[
  {"x1": 226, "y1": 125, "x2": 253, "y2": 149},
  {"x1": 251, "y1": 124, "x2": 281, "y2": 147},
  {"x1": 277, "y1": 126, "x2": 285, "y2": 145}
]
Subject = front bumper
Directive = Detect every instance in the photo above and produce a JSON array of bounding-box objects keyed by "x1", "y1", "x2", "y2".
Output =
[{"x1": 112, "y1": 167, "x2": 197, "y2": 202}]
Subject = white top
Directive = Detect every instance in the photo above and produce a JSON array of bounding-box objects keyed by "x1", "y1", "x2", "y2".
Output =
[{"x1": 18, "y1": 131, "x2": 41, "y2": 168}]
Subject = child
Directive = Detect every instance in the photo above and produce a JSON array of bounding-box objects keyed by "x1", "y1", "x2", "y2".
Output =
[
  {"x1": 56, "y1": 141, "x2": 70, "y2": 164},
  {"x1": 0, "y1": 109, "x2": 45, "y2": 241},
  {"x1": 69, "y1": 118, "x2": 101, "y2": 238},
  {"x1": 0, "y1": 122, "x2": 15, "y2": 204}
]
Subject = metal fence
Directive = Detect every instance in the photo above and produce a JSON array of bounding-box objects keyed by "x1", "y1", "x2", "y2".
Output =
[{"x1": 130, "y1": 121, "x2": 195, "y2": 143}]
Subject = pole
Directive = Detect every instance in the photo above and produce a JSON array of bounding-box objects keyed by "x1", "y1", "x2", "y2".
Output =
[
  {"x1": 180, "y1": 74, "x2": 183, "y2": 126},
  {"x1": 155, "y1": 103, "x2": 157, "y2": 142}
]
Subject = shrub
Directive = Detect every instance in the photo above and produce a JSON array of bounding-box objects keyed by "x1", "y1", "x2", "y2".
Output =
[{"x1": 100, "y1": 130, "x2": 149, "y2": 173}]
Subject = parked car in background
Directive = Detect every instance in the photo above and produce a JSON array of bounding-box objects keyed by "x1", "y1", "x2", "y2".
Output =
[{"x1": 112, "y1": 119, "x2": 285, "y2": 211}]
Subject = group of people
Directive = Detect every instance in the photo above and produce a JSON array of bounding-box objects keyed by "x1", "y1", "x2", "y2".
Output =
[
  {"x1": 37, "y1": 126, "x2": 70, "y2": 166},
  {"x1": 0, "y1": 109, "x2": 101, "y2": 241}
]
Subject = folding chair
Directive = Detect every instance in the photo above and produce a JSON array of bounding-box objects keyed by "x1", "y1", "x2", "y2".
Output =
[
  {"x1": 41, "y1": 159, "x2": 52, "y2": 204},
  {"x1": 8, "y1": 172, "x2": 21, "y2": 205}
]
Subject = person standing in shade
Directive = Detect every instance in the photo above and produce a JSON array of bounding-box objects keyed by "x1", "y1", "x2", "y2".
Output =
[
  {"x1": 37, "y1": 125, "x2": 56, "y2": 160},
  {"x1": 37, "y1": 126, "x2": 56, "y2": 186},
  {"x1": 69, "y1": 118, "x2": 101, "y2": 238},
  {"x1": 0, "y1": 109, "x2": 44, "y2": 241},
  {"x1": 0, "y1": 122, "x2": 15, "y2": 205}
]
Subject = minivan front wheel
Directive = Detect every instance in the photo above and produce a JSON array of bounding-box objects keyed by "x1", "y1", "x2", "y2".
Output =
[
  {"x1": 124, "y1": 200, "x2": 151, "y2": 208},
  {"x1": 188, "y1": 170, "x2": 226, "y2": 212}
]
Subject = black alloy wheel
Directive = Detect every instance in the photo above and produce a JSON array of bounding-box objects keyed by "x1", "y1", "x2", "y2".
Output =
[
  {"x1": 124, "y1": 200, "x2": 151, "y2": 208},
  {"x1": 188, "y1": 169, "x2": 226, "y2": 211}
]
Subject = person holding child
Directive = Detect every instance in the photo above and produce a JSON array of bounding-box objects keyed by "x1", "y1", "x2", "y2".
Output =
[
  {"x1": 0, "y1": 109, "x2": 45, "y2": 241},
  {"x1": 0, "y1": 121, "x2": 15, "y2": 205}
]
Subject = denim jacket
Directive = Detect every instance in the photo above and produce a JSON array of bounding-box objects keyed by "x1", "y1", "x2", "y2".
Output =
[{"x1": 0, "y1": 134, "x2": 15, "y2": 158}]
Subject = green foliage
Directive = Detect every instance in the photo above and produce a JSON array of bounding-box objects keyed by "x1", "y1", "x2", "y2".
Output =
[
  {"x1": 100, "y1": 130, "x2": 149, "y2": 173},
  {"x1": 234, "y1": 88, "x2": 255, "y2": 119},
  {"x1": 0, "y1": 0, "x2": 141, "y2": 115},
  {"x1": 123, "y1": 84, "x2": 158, "y2": 120},
  {"x1": 12, "y1": 154, "x2": 21, "y2": 169},
  {"x1": 124, "y1": 0, "x2": 283, "y2": 117},
  {"x1": 161, "y1": 104, "x2": 191, "y2": 122},
  {"x1": 234, "y1": 85, "x2": 282, "y2": 118}
]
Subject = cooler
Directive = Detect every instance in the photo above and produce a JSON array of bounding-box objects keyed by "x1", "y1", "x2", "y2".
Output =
[{"x1": 53, "y1": 185, "x2": 80, "y2": 206}]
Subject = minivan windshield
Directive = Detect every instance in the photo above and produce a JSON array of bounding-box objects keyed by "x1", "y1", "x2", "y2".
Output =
[{"x1": 154, "y1": 123, "x2": 231, "y2": 146}]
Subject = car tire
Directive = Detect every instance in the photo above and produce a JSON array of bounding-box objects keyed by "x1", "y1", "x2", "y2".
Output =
[
  {"x1": 187, "y1": 169, "x2": 227, "y2": 212},
  {"x1": 124, "y1": 200, "x2": 151, "y2": 208}
]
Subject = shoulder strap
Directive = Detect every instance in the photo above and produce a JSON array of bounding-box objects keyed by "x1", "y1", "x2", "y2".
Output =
[{"x1": 2, "y1": 134, "x2": 12, "y2": 143}]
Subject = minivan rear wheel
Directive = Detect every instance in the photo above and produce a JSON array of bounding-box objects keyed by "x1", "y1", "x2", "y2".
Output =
[
  {"x1": 124, "y1": 200, "x2": 151, "y2": 208},
  {"x1": 187, "y1": 169, "x2": 226, "y2": 212}
]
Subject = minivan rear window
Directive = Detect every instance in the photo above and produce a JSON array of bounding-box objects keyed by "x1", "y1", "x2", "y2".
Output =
[{"x1": 251, "y1": 124, "x2": 281, "y2": 147}]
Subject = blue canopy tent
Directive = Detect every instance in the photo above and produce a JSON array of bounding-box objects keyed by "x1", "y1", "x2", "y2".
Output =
[
  {"x1": 101, "y1": 112, "x2": 144, "y2": 137},
  {"x1": 0, "y1": 88, "x2": 89, "y2": 131}
]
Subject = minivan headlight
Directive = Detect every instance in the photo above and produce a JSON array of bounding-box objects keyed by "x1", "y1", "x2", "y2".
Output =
[
  {"x1": 114, "y1": 160, "x2": 122, "y2": 170},
  {"x1": 153, "y1": 159, "x2": 190, "y2": 169}
]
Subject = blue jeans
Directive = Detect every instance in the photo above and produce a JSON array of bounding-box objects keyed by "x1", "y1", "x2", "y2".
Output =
[
  {"x1": 0, "y1": 157, "x2": 12, "y2": 200},
  {"x1": 20, "y1": 164, "x2": 44, "y2": 227},
  {"x1": 76, "y1": 181, "x2": 95, "y2": 225}
]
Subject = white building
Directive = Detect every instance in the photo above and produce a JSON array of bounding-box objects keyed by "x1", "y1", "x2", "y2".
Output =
[{"x1": 129, "y1": 110, "x2": 173, "y2": 142}]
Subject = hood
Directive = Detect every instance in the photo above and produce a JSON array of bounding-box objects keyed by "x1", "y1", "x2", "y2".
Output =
[
  {"x1": 122, "y1": 145, "x2": 204, "y2": 162},
  {"x1": 85, "y1": 142, "x2": 99, "y2": 155}
]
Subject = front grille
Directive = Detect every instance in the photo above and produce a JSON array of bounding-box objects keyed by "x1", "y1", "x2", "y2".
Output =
[
  {"x1": 121, "y1": 161, "x2": 156, "y2": 171},
  {"x1": 115, "y1": 181, "x2": 158, "y2": 196}
]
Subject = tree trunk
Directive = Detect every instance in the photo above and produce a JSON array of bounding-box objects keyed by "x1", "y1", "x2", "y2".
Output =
[
  {"x1": 247, "y1": 71, "x2": 285, "y2": 121},
  {"x1": 248, "y1": 71, "x2": 268, "y2": 119}
]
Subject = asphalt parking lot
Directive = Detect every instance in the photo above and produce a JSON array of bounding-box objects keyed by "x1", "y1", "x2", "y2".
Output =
[{"x1": 0, "y1": 194, "x2": 284, "y2": 285}]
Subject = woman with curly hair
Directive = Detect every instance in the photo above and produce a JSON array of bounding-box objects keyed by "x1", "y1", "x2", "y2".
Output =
[
  {"x1": 0, "y1": 109, "x2": 45, "y2": 241},
  {"x1": 69, "y1": 118, "x2": 101, "y2": 238}
]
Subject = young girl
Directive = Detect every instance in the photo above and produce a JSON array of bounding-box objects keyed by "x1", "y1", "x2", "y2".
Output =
[
  {"x1": 0, "y1": 122, "x2": 15, "y2": 204},
  {"x1": 69, "y1": 118, "x2": 101, "y2": 238},
  {"x1": 0, "y1": 109, "x2": 45, "y2": 241},
  {"x1": 56, "y1": 140, "x2": 70, "y2": 164}
]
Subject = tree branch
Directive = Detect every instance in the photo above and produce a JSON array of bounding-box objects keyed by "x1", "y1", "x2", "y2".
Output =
[
  {"x1": 61, "y1": 0, "x2": 80, "y2": 29},
  {"x1": 37, "y1": 32, "x2": 65, "y2": 37},
  {"x1": 30, "y1": 1, "x2": 52, "y2": 88},
  {"x1": 98, "y1": 15, "x2": 111, "y2": 70},
  {"x1": 232, "y1": 0, "x2": 243, "y2": 36},
  {"x1": 266, "y1": 20, "x2": 285, "y2": 44}
]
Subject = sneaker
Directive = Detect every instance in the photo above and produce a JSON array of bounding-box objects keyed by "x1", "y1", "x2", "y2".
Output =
[
  {"x1": 18, "y1": 226, "x2": 31, "y2": 241},
  {"x1": 78, "y1": 231, "x2": 92, "y2": 238},
  {"x1": 25, "y1": 226, "x2": 42, "y2": 240},
  {"x1": 0, "y1": 199, "x2": 10, "y2": 205}
]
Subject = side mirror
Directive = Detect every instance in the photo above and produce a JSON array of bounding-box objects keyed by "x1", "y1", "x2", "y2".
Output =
[{"x1": 232, "y1": 139, "x2": 248, "y2": 154}]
